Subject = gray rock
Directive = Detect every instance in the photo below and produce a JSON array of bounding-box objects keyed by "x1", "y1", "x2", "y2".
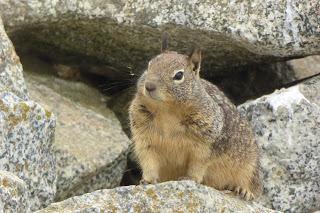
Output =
[
  {"x1": 24, "y1": 72, "x2": 130, "y2": 201},
  {"x1": 36, "y1": 181, "x2": 276, "y2": 213},
  {"x1": 238, "y1": 76, "x2": 320, "y2": 212},
  {"x1": 0, "y1": 0, "x2": 319, "y2": 77},
  {"x1": 0, "y1": 170, "x2": 30, "y2": 213},
  {"x1": 0, "y1": 17, "x2": 28, "y2": 101},
  {"x1": 0, "y1": 92, "x2": 57, "y2": 210},
  {"x1": 0, "y1": 16, "x2": 57, "y2": 211}
]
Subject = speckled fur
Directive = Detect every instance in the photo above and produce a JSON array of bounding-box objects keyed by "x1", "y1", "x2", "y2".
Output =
[{"x1": 129, "y1": 49, "x2": 262, "y2": 200}]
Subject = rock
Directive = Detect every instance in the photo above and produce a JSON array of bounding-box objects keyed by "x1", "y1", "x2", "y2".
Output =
[
  {"x1": 287, "y1": 55, "x2": 320, "y2": 80},
  {"x1": 24, "y1": 70, "x2": 130, "y2": 201},
  {"x1": 0, "y1": 0, "x2": 319, "y2": 78},
  {"x1": 0, "y1": 16, "x2": 57, "y2": 210},
  {"x1": 36, "y1": 181, "x2": 275, "y2": 213},
  {"x1": 0, "y1": 16, "x2": 28, "y2": 101},
  {"x1": 0, "y1": 92, "x2": 57, "y2": 210},
  {"x1": 238, "y1": 76, "x2": 320, "y2": 212},
  {"x1": 20, "y1": 53, "x2": 111, "y2": 115},
  {"x1": 0, "y1": 170, "x2": 30, "y2": 212}
]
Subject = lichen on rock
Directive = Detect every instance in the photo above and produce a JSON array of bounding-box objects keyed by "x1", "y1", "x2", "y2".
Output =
[{"x1": 0, "y1": 170, "x2": 30, "y2": 212}]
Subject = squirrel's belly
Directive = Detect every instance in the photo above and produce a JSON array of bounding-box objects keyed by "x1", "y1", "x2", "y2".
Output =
[
  {"x1": 141, "y1": 111, "x2": 197, "y2": 181},
  {"x1": 153, "y1": 135, "x2": 193, "y2": 181}
]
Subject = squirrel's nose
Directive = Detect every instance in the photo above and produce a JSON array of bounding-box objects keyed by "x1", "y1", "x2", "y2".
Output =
[{"x1": 145, "y1": 82, "x2": 157, "y2": 92}]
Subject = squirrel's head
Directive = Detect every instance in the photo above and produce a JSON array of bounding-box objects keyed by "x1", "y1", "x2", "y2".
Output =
[{"x1": 137, "y1": 32, "x2": 202, "y2": 103}]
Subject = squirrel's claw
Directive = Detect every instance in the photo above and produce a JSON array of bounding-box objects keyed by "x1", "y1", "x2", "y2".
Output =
[{"x1": 233, "y1": 186, "x2": 255, "y2": 201}]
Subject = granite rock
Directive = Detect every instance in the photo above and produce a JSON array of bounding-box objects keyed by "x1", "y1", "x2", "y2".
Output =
[
  {"x1": 0, "y1": 0, "x2": 319, "y2": 78},
  {"x1": 238, "y1": 76, "x2": 320, "y2": 212},
  {"x1": 0, "y1": 170, "x2": 30, "y2": 213},
  {"x1": 25, "y1": 73, "x2": 130, "y2": 201},
  {"x1": 0, "y1": 17, "x2": 28, "y2": 101},
  {"x1": 0, "y1": 16, "x2": 57, "y2": 211},
  {"x1": 0, "y1": 91, "x2": 57, "y2": 211},
  {"x1": 36, "y1": 181, "x2": 276, "y2": 213}
]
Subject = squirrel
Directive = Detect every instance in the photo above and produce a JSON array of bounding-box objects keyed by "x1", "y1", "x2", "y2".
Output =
[{"x1": 129, "y1": 33, "x2": 262, "y2": 200}]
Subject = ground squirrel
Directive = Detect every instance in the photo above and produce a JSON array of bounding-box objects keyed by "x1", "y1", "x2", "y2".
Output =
[{"x1": 129, "y1": 33, "x2": 262, "y2": 200}]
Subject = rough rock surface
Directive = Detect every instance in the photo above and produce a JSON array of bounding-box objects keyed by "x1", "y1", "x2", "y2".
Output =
[
  {"x1": 36, "y1": 181, "x2": 275, "y2": 213},
  {"x1": 238, "y1": 76, "x2": 320, "y2": 212},
  {"x1": 0, "y1": 16, "x2": 56, "y2": 210},
  {"x1": 0, "y1": 92, "x2": 57, "y2": 210},
  {"x1": 0, "y1": 0, "x2": 319, "y2": 78},
  {"x1": 24, "y1": 71, "x2": 130, "y2": 201},
  {"x1": 0, "y1": 170, "x2": 30, "y2": 213},
  {"x1": 0, "y1": 16, "x2": 27, "y2": 100}
]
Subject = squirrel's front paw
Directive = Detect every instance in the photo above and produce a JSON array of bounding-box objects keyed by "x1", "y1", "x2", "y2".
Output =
[{"x1": 139, "y1": 177, "x2": 159, "y2": 185}]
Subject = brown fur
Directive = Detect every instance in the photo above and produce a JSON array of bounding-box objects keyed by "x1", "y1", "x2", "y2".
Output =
[{"x1": 129, "y1": 41, "x2": 262, "y2": 200}]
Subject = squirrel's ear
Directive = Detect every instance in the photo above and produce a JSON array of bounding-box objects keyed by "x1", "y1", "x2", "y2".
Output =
[
  {"x1": 161, "y1": 32, "x2": 169, "y2": 52},
  {"x1": 189, "y1": 47, "x2": 202, "y2": 73}
]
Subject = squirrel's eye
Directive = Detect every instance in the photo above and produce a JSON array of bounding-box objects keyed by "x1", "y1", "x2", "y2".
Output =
[{"x1": 173, "y1": 71, "x2": 184, "y2": 81}]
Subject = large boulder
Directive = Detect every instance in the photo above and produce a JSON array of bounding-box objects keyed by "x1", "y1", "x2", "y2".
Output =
[
  {"x1": 0, "y1": 16, "x2": 56, "y2": 210},
  {"x1": 0, "y1": 170, "x2": 30, "y2": 212},
  {"x1": 238, "y1": 76, "x2": 320, "y2": 212},
  {"x1": 36, "y1": 181, "x2": 275, "y2": 213},
  {"x1": 0, "y1": 0, "x2": 319, "y2": 78},
  {"x1": 24, "y1": 70, "x2": 130, "y2": 201}
]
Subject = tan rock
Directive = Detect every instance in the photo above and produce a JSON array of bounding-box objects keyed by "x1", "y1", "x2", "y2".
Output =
[
  {"x1": 25, "y1": 71, "x2": 130, "y2": 201},
  {"x1": 288, "y1": 55, "x2": 320, "y2": 79}
]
